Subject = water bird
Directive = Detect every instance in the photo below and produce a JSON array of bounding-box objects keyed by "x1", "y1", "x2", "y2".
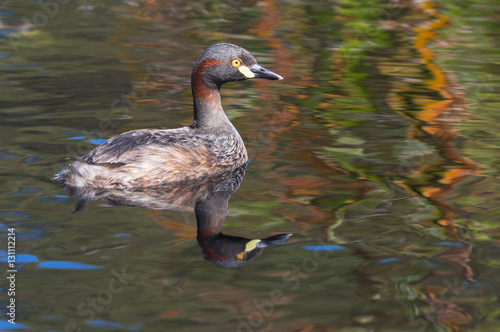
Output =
[{"x1": 54, "y1": 43, "x2": 283, "y2": 189}]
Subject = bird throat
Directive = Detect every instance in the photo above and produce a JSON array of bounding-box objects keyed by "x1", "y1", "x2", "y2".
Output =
[{"x1": 191, "y1": 59, "x2": 233, "y2": 130}]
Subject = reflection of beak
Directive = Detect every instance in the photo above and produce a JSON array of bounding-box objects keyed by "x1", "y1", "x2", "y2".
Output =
[
  {"x1": 258, "y1": 233, "x2": 292, "y2": 247},
  {"x1": 237, "y1": 233, "x2": 292, "y2": 260},
  {"x1": 244, "y1": 233, "x2": 292, "y2": 252},
  {"x1": 239, "y1": 63, "x2": 284, "y2": 80}
]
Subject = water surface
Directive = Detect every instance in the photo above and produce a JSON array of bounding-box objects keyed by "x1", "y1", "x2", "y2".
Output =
[{"x1": 1, "y1": 0, "x2": 500, "y2": 331}]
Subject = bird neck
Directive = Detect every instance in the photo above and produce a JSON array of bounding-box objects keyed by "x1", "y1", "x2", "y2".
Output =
[
  {"x1": 191, "y1": 59, "x2": 235, "y2": 130},
  {"x1": 195, "y1": 192, "x2": 227, "y2": 235},
  {"x1": 192, "y1": 87, "x2": 233, "y2": 130}
]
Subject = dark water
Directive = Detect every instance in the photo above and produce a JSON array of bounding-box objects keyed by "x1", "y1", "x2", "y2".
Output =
[{"x1": 1, "y1": 0, "x2": 500, "y2": 331}]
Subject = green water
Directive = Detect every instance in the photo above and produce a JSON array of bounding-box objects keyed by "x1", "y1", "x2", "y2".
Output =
[{"x1": 1, "y1": 0, "x2": 500, "y2": 331}]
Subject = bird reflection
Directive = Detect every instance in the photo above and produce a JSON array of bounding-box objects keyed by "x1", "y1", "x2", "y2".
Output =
[{"x1": 61, "y1": 164, "x2": 291, "y2": 267}]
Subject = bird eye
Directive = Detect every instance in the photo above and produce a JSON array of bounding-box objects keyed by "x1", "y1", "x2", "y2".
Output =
[
  {"x1": 236, "y1": 251, "x2": 246, "y2": 260},
  {"x1": 231, "y1": 59, "x2": 242, "y2": 67}
]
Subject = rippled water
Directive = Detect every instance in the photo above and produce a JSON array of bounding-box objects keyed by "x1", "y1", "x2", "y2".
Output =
[{"x1": 1, "y1": 0, "x2": 500, "y2": 331}]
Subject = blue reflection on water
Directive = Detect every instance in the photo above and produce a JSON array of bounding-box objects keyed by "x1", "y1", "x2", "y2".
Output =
[
  {"x1": 36, "y1": 194, "x2": 69, "y2": 204},
  {"x1": 0, "y1": 320, "x2": 29, "y2": 330},
  {"x1": 302, "y1": 245, "x2": 344, "y2": 251},
  {"x1": 61, "y1": 130, "x2": 85, "y2": 140},
  {"x1": 10, "y1": 188, "x2": 42, "y2": 196},
  {"x1": 0, "y1": 211, "x2": 33, "y2": 219},
  {"x1": 0, "y1": 151, "x2": 18, "y2": 160},
  {"x1": 113, "y1": 233, "x2": 132, "y2": 238},
  {"x1": 86, "y1": 320, "x2": 144, "y2": 331},
  {"x1": 378, "y1": 258, "x2": 402, "y2": 264},
  {"x1": 25, "y1": 156, "x2": 41, "y2": 163},
  {"x1": 0, "y1": 9, "x2": 17, "y2": 16},
  {"x1": 436, "y1": 241, "x2": 466, "y2": 247},
  {"x1": 88, "y1": 139, "x2": 107, "y2": 145},
  {"x1": 37, "y1": 261, "x2": 103, "y2": 270}
]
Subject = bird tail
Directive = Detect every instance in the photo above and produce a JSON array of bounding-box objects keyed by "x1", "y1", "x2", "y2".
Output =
[{"x1": 52, "y1": 158, "x2": 107, "y2": 189}]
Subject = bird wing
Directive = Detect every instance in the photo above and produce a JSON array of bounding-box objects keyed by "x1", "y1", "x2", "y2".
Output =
[{"x1": 82, "y1": 128, "x2": 201, "y2": 165}]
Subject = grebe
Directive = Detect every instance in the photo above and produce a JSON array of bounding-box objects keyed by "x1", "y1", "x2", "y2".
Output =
[{"x1": 54, "y1": 43, "x2": 282, "y2": 189}]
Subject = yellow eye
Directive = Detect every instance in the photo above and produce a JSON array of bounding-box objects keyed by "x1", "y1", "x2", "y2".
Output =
[
  {"x1": 231, "y1": 59, "x2": 242, "y2": 67},
  {"x1": 236, "y1": 252, "x2": 246, "y2": 260}
]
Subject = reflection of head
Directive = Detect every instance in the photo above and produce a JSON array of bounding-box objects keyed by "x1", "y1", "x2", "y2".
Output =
[
  {"x1": 194, "y1": 172, "x2": 291, "y2": 268},
  {"x1": 60, "y1": 164, "x2": 291, "y2": 267},
  {"x1": 198, "y1": 233, "x2": 291, "y2": 268}
]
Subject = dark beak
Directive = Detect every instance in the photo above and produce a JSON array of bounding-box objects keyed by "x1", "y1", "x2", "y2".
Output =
[
  {"x1": 249, "y1": 63, "x2": 283, "y2": 80},
  {"x1": 257, "y1": 233, "x2": 292, "y2": 248}
]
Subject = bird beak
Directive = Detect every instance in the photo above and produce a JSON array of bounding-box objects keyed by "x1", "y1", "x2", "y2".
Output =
[
  {"x1": 240, "y1": 63, "x2": 283, "y2": 80},
  {"x1": 243, "y1": 233, "x2": 291, "y2": 251},
  {"x1": 257, "y1": 233, "x2": 292, "y2": 248}
]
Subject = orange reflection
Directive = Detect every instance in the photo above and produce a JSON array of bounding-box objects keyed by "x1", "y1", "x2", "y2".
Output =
[
  {"x1": 409, "y1": 1, "x2": 476, "y2": 330},
  {"x1": 410, "y1": 0, "x2": 478, "y2": 232}
]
